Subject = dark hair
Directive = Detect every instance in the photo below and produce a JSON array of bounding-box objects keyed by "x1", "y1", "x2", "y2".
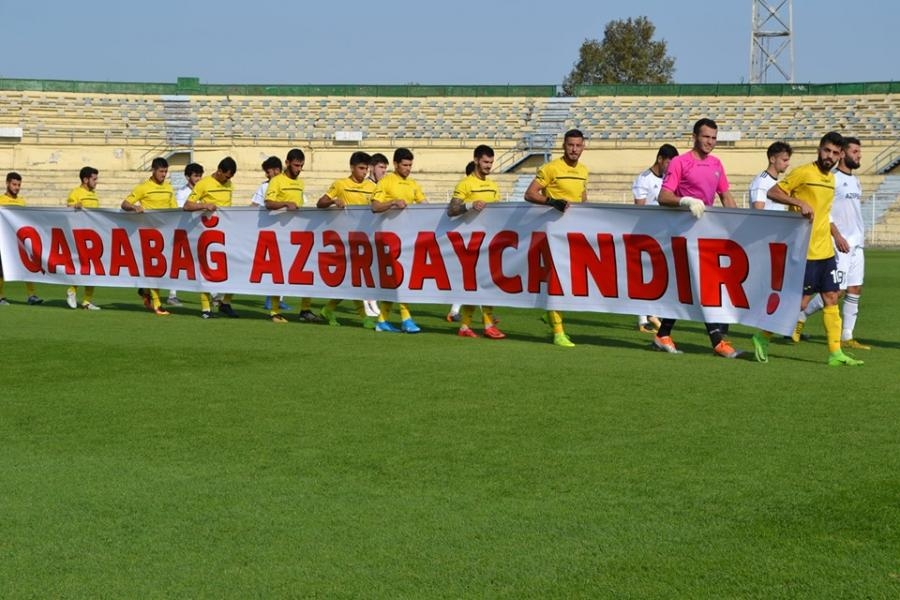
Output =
[
  {"x1": 473, "y1": 144, "x2": 494, "y2": 159},
  {"x1": 78, "y1": 166, "x2": 99, "y2": 181},
  {"x1": 820, "y1": 131, "x2": 843, "y2": 148},
  {"x1": 842, "y1": 136, "x2": 861, "y2": 148},
  {"x1": 393, "y1": 147, "x2": 414, "y2": 162},
  {"x1": 350, "y1": 151, "x2": 371, "y2": 166},
  {"x1": 150, "y1": 157, "x2": 169, "y2": 170},
  {"x1": 692, "y1": 118, "x2": 718, "y2": 135},
  {"x1": 184, "y1": 163, "x2": 204, "y2": 177},
  {"x1": 563, "y1": 129, "x2": 584, "y2": 142},
  {"x1": 286, "y1": 148, "x2": 305, "y2": 163},
  {"x1": 6, "y1": 171, "x2": 21, "y2": 183},
  {"x1": 657, "y1": 144, "x2": 678, "y2": 160},
  {"x1": 465, "y1": 161, "x2": 476, "y2": 176},
  {"x1": 370, "y1": 153, "x2": 389, "y2": 166},
  {"x1": 218, "y1": 156, "x2": 237, "y2": 174},
  {"x1": 261, "y1": 156, "x2": 282, "y2": 171},
  {"x1": 767, "y1": 141, "x2": 793, "y2": 158}
]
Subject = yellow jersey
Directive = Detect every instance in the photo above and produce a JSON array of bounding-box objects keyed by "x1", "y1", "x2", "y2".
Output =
[
  {"x1": 324, "y1": 177, "x2": 376, "y2": 206},
  {"x1": 67, "y1": 186, "x2": 100, "y2": 209},
  {"x1": 535, "y1": 157, "x2": 588, "y2": 202},
  {"x1": 775, "y1": 162, "x2": 836, "y2": 260},
  {"x1": 126, "y1": 178, "x2": 176, "y2": 210},
  {"x1": 188, "y1": 175, "x2": 233, "y2": 207},
  {"x1": 452, "y1": 174, "x2": 501, "y2": 203},
  {"x1": 265, "y1": 173, "x2": 305, "y2": 205},
  {"x1": 372, "y1": 172, "x2": 426, "y2": 204},
  {"x1": 0, "y1": 193, "x2": 25, "y2": 207}
]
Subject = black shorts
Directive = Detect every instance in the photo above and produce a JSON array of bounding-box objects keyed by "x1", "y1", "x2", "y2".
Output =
[{"x1": 803, "y1": 257, "x2": 840, "y2": 295}]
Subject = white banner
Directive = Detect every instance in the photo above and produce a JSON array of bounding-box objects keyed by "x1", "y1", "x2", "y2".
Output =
[{"x1": 0, "y1": 204, "x2": 810, "y2": 334}]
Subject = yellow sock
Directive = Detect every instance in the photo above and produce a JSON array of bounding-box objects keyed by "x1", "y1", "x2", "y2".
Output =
[
  {"x1": 399, "y1": 304, "x2": 412, "y2": 321},
  {"x1": 300, "y1": 297, "x2": 312, "y2": 311},
  {"x1": 149, "y1": 289, "x2": 161, "y2": 310},
  {"x1": 460, "y1": 305, "x2": 476, "y2": 327},
  {"x1": 200, "y1": 292, "x2": 211, "y2": 312},
  {"x1": 0, "y1": 277, "x2": 5, "y2": 297},
  {"x1": 326, "y1": 299, "x2": 341, "y2": 311},
  {"x1": 548, "y1": 310, "x2": 564, "y2": 334},
  {"x1": 84, "y1": 286, "x2": 95, "y2": 304},
  {"x1": 823, "y1": 304, "x2": 842, "y2": 353},
  {"x1": 379, "y1": 301, "x2": 394, "y2": 322},
  {"x1": 481, "y1": 306, "x2": 494, "y2": 327},
  {"x1": 223, "y1": 293, "x2": 233, "y2": 304},
  {"x1": 25, "y1": 282, "x2": 36, "y2": 295},
  {"x1": 352, "y1": 300, "x2": 365, "y2": 317}
]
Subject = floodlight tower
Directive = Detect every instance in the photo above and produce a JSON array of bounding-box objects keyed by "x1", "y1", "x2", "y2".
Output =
[{"x1": 750, "y1": 0, "x2": 795, "y2": 83}]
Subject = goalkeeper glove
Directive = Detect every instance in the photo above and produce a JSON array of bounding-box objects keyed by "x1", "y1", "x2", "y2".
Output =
[
  {"x1": 679, "y1": 196, "x2": 705, "y2": 218},
  {"x1": 546, "y1": 198, "x2": 568, "y2": 212}
]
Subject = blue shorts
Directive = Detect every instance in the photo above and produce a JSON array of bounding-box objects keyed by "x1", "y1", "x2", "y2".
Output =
[{"x1": 803, "y1": 257, "x2": 840, "y2": 295}]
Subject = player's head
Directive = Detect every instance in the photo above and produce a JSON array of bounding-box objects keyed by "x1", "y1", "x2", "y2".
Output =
[
  {"x1": 840, "y1": 136, "x2": 861, "y2": 171},
  {"x1": 79, "y1": 166, "x2": 99, "y2": 191},
  {"x1": 350, "y1": 151, "x2": 371, "y2": 181},
  {"x1": 655, "y1": 144, "x2": 678, "y2": 174},
  {"x1": 472, "y1": 145, "x2": 495, "y2": 178},
  {"x1": 817, "y1": 131, "x2": 844, "y2": 172},
  {"x1": 393, "y1": 147, "x2": 414, "y2": 178},
  {"x1": 5, "y1": 171, "x2": 22, "y2": 196},
  {"x1": 369, "y1": 153, "x2": 389, "y2": 182},
  {"x1": 214, "y1": 156, "x2": 237, "y2": 183},
  {"x1": 261, "y1": 156, "x2": 282, "y2": 180},
  {"x1": 691, "y1": 118, "x2": 718, "y2": 156},
  {"x1": 766, "y1": 141, "x2": 793, "y2": 175},
  {"x1": 284, "y1": 148, "x2": 305, "y2": 178},
  {"x1": 562, "y1": 129, "x2": 585, "y2": 163},
  {"x1": 150, "y1": 157, "x2": 168, "y2": 183},
  {"x1": 183, "y1": 163, "x2": 204, "y2": 187}
]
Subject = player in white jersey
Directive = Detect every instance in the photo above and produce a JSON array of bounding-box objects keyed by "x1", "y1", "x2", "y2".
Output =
[
  {"x1": 251, "y1": 156, "x2": 292, "y2": 312},
  {"x1": 791, "y1": 136, "x2": 870, "y2": 349},
  {"x1": 168, "y1": 162, "x2": 204, "y2": 306},
  {"x1": 749, "y1": 141, "x2": 793, "y2": 210},
  {"x1": 632, "y1": 144, "x2": 678, "y2": 332}
]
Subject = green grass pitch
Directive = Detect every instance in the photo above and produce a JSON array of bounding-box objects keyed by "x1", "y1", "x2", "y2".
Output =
[{"x1": 2, "y1": 251, "x2": 899, "y2": 598}]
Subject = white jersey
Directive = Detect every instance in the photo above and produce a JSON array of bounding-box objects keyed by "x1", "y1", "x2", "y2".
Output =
[
  {"x1": 832, "y1": 170, "x2": 865, "y2": 248},
  {"x1": 632, "y1": 168, "x2": 663, "y2": 205},
  {"x1": 175, "y1": 186, "x2": 192, "y2": 208},
  {"x1": 748, "y1": 171, "x2": 784, "y2": 210},
  {"x1": 251, "y1": 181, "x2": 269, "y2": 207}
]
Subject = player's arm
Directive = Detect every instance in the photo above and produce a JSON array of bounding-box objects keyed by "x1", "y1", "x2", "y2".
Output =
[
  {"x1": 767, "y1": 184, "x2": 813, "y2": 220},
  {"x1": 371, "y1": 198, "x2": 407, "y2": 213},
  {"x1": 121, "y1": 190, "x2": 143, "y2": 213},
  {"x1": 750, "y1": 187, "x2": 766, "y2": 210},
  {"x1": 659, "y1": 188, "x2": 705, "y2": 218},
  {"x1": 317, "y1": 193, "x2": 344, "y2": 209},
  {"x1": 719, "y1": 190, "x2": 738, "y2": 208},
  {"x1": 264, "y1": 179, "x2": 299, "y2": 211},
  {"x1": 831, "y1": 222, "x2": 850, "y2": 253},
  {"x1": 524, "y1": 179, "x2": 567, "y2": 212},
  {"x1": 67, "y1": 191, "x2": 82, "y2": 210},
  {"x1": 183, "y1": 188, "x2": 217, "y2": 212}
]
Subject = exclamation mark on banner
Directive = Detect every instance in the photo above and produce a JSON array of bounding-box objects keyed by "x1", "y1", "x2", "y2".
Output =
[{"x1": 766, "y1": 242, "x2": 787, "y2": 315}]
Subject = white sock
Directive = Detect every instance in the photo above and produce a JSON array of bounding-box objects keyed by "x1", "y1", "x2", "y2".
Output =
[
  {"x1": 638, "y1": 316, "x2": 649, "y2": 326},
  {"x1": 841, "y1": 293, "x2": 860, "y2": 341},
  {"x1": 168, "y1": 291, "x2": 178, "y2": 299},
  {"x1": 450, "y1": 303, "x2": 461, "y2": 315},
  {"x1": 804, "y1": 294, "x2": 825, "y2": 317}
]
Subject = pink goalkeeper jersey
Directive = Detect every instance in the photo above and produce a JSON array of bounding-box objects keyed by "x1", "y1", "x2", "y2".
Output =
[{"x1": 661, "y1": 151, "x2": 730, "y2": 206}]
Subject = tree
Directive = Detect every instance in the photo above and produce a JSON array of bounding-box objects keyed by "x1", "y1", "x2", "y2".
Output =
[{"x1": 563, "y1": 16, "x2": 675, "y2": 94}]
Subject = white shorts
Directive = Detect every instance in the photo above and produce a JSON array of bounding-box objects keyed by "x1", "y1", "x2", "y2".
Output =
[{"x1": 835, "y1": 245, "x2": 864, "y2": 289}]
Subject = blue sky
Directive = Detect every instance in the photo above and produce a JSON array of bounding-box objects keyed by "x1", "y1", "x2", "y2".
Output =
[{"x1": 2, "y1": 0, "x2": 896, "y2": 85}]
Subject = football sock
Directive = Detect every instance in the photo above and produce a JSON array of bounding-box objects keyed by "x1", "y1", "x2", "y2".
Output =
[
  {"x1": 547, "y1": 310, "x2": 564, "y2": 334},
  {"x1": 823, "y1": 304, "x2": 843, "y2": 353},
  {"x1": 841, "y1": 293, "x2": 860, "y2": 341}
]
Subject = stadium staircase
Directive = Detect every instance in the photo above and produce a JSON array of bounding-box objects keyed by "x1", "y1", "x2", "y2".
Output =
[
  {"x1": 871, "y1": 141, "x2": 900, "y2": 174},
  {"x1": 494, "y1": 97, "x2": 576, "y2": 173},
  {"x1": 870, "y1": 176, "x2": 900, "y2": 223},
  {"x1": 138, "y1": 95, "x2": 194, "y2": 169}
]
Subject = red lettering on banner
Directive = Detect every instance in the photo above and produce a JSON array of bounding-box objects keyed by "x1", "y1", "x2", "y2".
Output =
[
  {"x1": 671, "y1": 236, "x2": 693, "y2": 304},
  {"x1": 447, "y1": 231, "x2": 485, "y2": 291},
  {"x1": 374, "y1": 232, "x2": 403, "y2": 289},
  {"x1": 139, "y1": 229, "x2": 167, "y2": 277},
  {"x1": 288, "y1": 231, "x2": 314, "y2": 285},
  {"x1": 169, "y1": 229, "x2": 196, "y2": 280},
  {"x1": 15, "y1": 227, "x2": 43, "y2": 273},
  {"x1": 488, "y1": 231, "x2": 521, "y2": 293},
  {"x1": 198, "y1": 230, "x2": 227, "y2": 282},
  {"x1": 319, "y1": 230, "x2": 347, "y2": 288},
  {"x1": 347, "y1": 231, "x2": 375, "y2": 288},
  {"x1": 698, "y1": 238, "x2": 749, "y2": 308},
  {"x1": 569, "y1": 233, "x2": 617, "y2": 297},
  {"x1": 527, "y1": 232, "x2": 563, "y2": 295},
  {"x1": 72, "y1": 229, "x2": 105, "y2": 276},
  {"x1": 409, "y1": 232, "x2": 450, "y2": 291},
  {"x1": 249, "y1": 231, "x2": 284, "y2": 284},
  {"x1": 47, "y1": 228, "x2": 75, "y2": 275},
  {"x1": 109, "y1": 228, "x2": 139, "y2": 276},
  {"x1": 624, "y1": 234, "x2": 667, "y2": 300}
]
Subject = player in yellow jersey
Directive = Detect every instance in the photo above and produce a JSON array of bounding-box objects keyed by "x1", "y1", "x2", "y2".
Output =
[
  {"x1": 370, "y1": 147, "x2": 426, "y2": 333},
  {"x1": 65, "y1": 167, "x2": 101, "y2": 310},
  {"x1": 184, "y1": 156, "x2": 239, "y2": 319},
  {"x1": 524, "y1": 129, "x2": 589, "y2": 347},
  {"x1": 446, "y1": 145, "x2": 506, "y2": 340},
  {"x1": 122, "y1": 157, "x2": 176, "y2": 315},
  {"x1": 315, "y1": 151, "x2": 377, "y2": 329},
  {"x1": 265, "y1": 148, "x2": 324, "y2": 323},
  {"x1": 0, "y1": 172, "x2": 43, "y2": 305},
  {"x1": 752, "y1": 131, "x2": 863, "y2": 367}
]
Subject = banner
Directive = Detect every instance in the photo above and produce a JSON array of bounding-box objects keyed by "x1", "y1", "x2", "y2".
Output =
[{"x1": 0, "y1": 204, "x2": 810, "y2": 334}]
